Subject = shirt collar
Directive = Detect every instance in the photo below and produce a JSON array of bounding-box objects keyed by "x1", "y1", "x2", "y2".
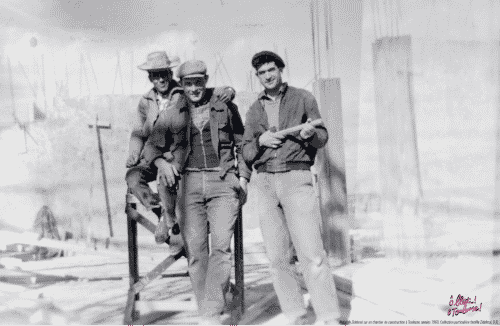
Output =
[{"x1": 258, "y1": 82, "x2": 288, "y2": 100}]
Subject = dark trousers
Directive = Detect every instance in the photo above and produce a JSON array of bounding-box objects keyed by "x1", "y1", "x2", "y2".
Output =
[{"x1": 125, "y1": 165, "x2": 177, "y2": 224}]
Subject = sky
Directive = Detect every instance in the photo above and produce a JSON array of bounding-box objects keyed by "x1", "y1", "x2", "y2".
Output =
[
  {"x1": 0, "y1": 0, "x2": 318, "y2": 92},
  {"x1": 0, "y1": 0, "x2": 498, "y2": 126}
]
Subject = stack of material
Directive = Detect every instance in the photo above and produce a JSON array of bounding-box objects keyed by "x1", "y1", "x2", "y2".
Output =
[{"x1": 30, "y1": 206, "x2": 62, "y2": 260}]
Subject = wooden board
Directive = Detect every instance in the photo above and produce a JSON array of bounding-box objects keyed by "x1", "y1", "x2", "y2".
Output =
[{"x1": 0, "y1": 231, "x2": 125, "y2": 258}]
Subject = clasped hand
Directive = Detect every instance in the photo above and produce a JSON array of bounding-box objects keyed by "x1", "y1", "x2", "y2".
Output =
[{"x1": 155, "y1": 158, "x2": 179, "y2": 188}]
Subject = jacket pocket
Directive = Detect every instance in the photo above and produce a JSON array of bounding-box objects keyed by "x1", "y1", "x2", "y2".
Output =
[{"x1": 217, "y1": 111, "x2": 232, "y2": 145}]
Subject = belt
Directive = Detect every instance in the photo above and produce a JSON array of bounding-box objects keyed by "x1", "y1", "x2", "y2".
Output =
[
  {"x1": 256, "y1": 162, "x2": 312, "y2": 174},
  {"x1": 185, "y1": 167, "x2": 222, "y2": 172}
]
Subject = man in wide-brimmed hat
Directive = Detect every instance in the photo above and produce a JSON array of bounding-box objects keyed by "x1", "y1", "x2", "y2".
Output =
[{"x1": 125, "y1": 51, "x2": 235, "y2": 246}]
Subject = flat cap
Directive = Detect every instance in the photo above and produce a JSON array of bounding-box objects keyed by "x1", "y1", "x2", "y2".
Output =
[
  {"x1": 177, "y1": 60, "x2": 207, "y2": 79},
  {"x1": 251, "y1": 51, "x2": 285, "y2": 70}
]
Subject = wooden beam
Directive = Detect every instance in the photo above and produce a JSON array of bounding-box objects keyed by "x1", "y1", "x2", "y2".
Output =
[
  {"x1": 0, "y1": 231, "x2": 124, "y2": 258},
  {"x1": 125, "y1": 205, "x2": 156, "y2": 235},
  {"x1": 238, "y1": 292, "x2": 277, "y2": 325},
  {"x1": 131, "y1": 249, "x2": 185, "y2": 294},
  {"x1": 123, "y1": 289, "x2": 136, "y2": 324},
  {"x1": 135, "y1": 300, "x2": 198, "y2": 312}
]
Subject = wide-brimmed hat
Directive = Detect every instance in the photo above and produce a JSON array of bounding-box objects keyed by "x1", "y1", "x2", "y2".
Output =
[{"x1": 138, "y1": 51, "x2": 180, "y2": 71}]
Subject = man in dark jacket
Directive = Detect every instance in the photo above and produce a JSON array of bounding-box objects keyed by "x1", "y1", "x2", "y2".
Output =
[
  {"x1": 145, "y1": 60, "x2": 250, "y2": 325},
  {"x1": 125, "y1": 51, "x2": 234, "y2": 244},
  {"x1": 241, "y1": 51, "x2": 341, "y2": 325}
]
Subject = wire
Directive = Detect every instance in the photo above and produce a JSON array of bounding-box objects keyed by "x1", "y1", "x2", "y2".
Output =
[
  {"x1": 310, "y1": 0, "x2": 318, "y2": 80},
  {"x1": 323, "y1": 0, "x2": 331, "y2": 78},
  {"x1": 374, "y1": 0, "x2": 382, "y2": 39},
  {"x1": 388, "y1": 0, "x2": 394, "y2": 37},
  {"x1": 382, "y1": 0, "x2": 389, "y2": 38},
  {"x1": 328, "y1": 0, "x2": 334, "y2": 76},
  {"x1": 314, "y1": 0, "x2": 321, "y2": 78},
  {"x1": 396, "y1": 0, "x2": 402, "y2": 36},
  {"x1": 370, "y1": 0, "x2": 378, "y2": 40}
]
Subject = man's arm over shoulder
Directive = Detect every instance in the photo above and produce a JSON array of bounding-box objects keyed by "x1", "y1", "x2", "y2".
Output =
[
  {"x1": 141, "y1": 110, "x2": 171, "y2": 168},
  {"x1": 213, "y1": 86, "x2": 236, "y2": 102},
  {"x1": 227, "y1": 102, "x2": 252, "y2": 181},
  {"x1": 163, "y1": 92, "x2": 190, "y2": 172},
  {"x1": 241, "y1": 102, "x2": 265, "y2": 168},
  {"x1": 303, "y1": 90, "x2": 328, "y2": 149}
]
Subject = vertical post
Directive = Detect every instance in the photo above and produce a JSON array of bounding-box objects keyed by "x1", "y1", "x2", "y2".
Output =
[
  {"x1": 232, "y1": 207, "x2": 244, "y2": 323},
  {"x1": 96, "y1": 116, "x2": 113, "y2": 238},
  {"x1": 127, "y1": 201, "x2": 139, "y2": 300},
  {"x1": 88, "y1": 117, "x2": 113, "y2": 239},
  {"x1": 313, "y1": 78, "x2": 350, "y2": 265},
  {"x1": 124, "y1": 196, "x2": 139, "y2": 324}
]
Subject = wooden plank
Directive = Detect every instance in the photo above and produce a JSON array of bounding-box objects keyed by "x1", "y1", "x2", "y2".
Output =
[
  {"x1": 131, "y1": 249, "x2": 185, "y2": 294},
  {"x1": 238, "y1": 292, "x2": 277, "y2": 325},
  {"x1": 125, "y1": 204, "x2": 156, "y2": 235},
  {"x1": 0, "y1": 231, "x2": 124, "y2": 258},
  {"x1": 123, "y1": 289, "x2": 136, "y2": 324},
  {"x1": 135, "y1": 300, "x2": 198, "y2": 312}
]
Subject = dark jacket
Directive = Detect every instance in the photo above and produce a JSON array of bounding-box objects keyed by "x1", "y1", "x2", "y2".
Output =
[
  {"x1": 128, "y1": 81, "x2": 183, "y2": 158},
  {"x1": 128, "y1": 83, "x2": 235, "y2": 159},
  {"x1": 241, "y1": 83, "x2": 328, "y2": 175},
  {"x1": 143, "y1": 88, "x2": 252, "y2": 181},
  {"x1": 141, "y1": 93, "x2": 190, "y2": 172}
]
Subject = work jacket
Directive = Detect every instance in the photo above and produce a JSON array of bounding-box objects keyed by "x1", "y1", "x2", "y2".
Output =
[
  {"x1": 143, "y1": 88, "x2": 252, "y2": 181},
  {"x1": 241, "y1": 83, "x2": 328, "y2": 176},
  {"x1": 128, "y1": 81, "x2": 183, "y2": 158}
]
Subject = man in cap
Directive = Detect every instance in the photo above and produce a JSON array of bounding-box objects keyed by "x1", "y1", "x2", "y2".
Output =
[
  {"x1": 241, "y1": 51, "x2": 341, "y2": 325},
  {"x1": 125, "y1": 51, "x2": 235, "y2": 244},
  {"x1": 144, "y1": 59, "x2": 250, "y2": 325}
]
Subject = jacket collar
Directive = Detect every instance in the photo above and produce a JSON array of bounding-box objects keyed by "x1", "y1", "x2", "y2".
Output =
[
  {"x1": 186, "y1": 88, "x2": 225, "y2": 112},
  {"x1": 258, "y1": 82, "x2": 288, "y2": 100}
]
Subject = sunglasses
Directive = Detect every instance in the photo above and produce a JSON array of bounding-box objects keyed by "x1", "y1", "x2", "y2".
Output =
[{"x1": 149, "y1": 70, "x2": 172, "y2": 79}]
